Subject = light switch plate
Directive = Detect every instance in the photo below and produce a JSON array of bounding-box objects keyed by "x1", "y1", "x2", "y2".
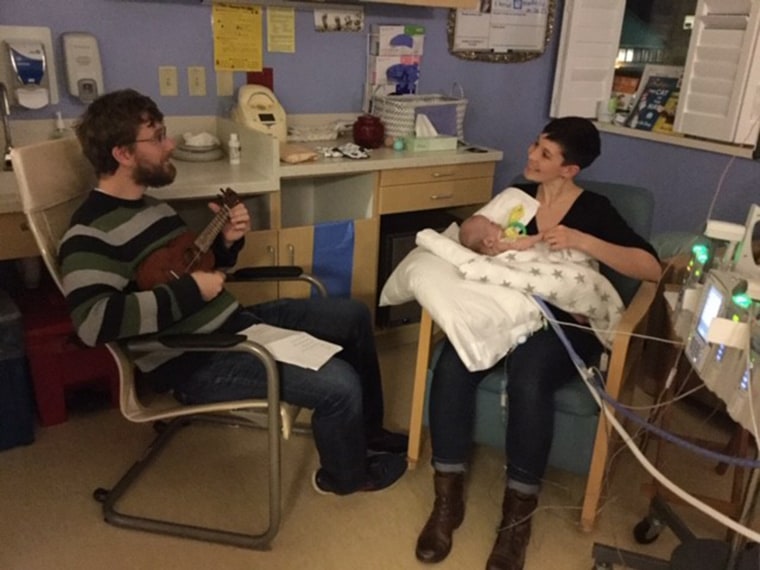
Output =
[
  {"x1": 187, "y1": 66, "x2": 206, "y2": 96},
  {"x1": 216, "y1": 70, "x2": 234, "y2": 97},
  {"x1": 158, "y1": 66, "x2": 178, "y2": 97}
]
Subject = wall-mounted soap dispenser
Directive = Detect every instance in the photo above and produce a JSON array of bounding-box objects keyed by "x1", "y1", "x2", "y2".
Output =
[
  {"x1": 62, "y1": 32, "x2": 103, "y2": 103},
  {"x1": 0, "y1": 25, "x2": 59, "y2": 109}
]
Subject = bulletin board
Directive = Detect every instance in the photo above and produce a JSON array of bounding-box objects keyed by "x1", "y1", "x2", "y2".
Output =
[{"x1": 448, "y1": 0, "x2": 556, "y2": 63}]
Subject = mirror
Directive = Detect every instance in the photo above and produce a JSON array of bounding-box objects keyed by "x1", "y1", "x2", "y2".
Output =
[{"x1": 447, "y1": 0, "x2": 556, "y2": 63}]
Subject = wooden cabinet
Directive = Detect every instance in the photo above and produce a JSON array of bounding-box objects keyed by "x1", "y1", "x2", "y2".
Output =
[
  {"x1": 0, "y1": 212, "x2": 40, "y2": 260},
  {"x1": 377, "y1": 163, "x2": 495, "y2": 215},
  {"x1": 172, "y1": 158, "x2": 498, "y2": 323},
  {"x1": 228, "y1": 219, "x2": 379, "y2": 318}
]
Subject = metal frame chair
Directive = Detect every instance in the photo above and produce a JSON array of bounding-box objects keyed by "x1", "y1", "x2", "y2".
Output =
[{"x1": 12, "y1": 136, "x2": 321, "y2": 550}]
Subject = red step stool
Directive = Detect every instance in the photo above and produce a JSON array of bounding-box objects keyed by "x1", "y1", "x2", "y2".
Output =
[{"x1": 19, "y1": 288, "x2": 119, "y2": 427}]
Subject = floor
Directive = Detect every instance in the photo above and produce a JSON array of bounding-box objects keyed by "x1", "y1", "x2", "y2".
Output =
[{"x1": 0, "y1": 328, "x2": 753, "y2": 570}]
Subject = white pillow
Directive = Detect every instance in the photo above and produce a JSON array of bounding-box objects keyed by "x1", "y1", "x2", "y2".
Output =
[{"x1": 379, "y1": 223, "x2": 544, "y2": 372}]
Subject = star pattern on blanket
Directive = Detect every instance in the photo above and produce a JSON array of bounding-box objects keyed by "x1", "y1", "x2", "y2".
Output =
[{"x1": 552, "y1": 269, "x2": 564, "y2": 280}]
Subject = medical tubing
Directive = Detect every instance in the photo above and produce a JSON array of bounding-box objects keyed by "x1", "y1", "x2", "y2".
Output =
[
  {"x1": 533, "y1": 296, "x2": 760, "y2": 545},
  {"x1": 533, "y1": 297, "x2": 760, "y2": 468},
  {"x1": 588, "y1": 366, "x2": 760, "y2": 469}
]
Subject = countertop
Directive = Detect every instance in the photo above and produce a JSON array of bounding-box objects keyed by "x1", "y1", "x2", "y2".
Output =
[
  {"x1": 1, "y1": 117, "x2": 503, "y2": 214},
  {"x1": 278, "y1": 140, "x2": 503, "y2": 178}
]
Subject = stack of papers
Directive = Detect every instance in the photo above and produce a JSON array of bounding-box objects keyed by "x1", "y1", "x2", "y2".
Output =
[{"x1": 241, "y1": 323, "x2": 342, "y2": 371}]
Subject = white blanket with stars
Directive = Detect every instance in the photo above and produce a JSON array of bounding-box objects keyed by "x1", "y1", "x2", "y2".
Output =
[{"x1": 379, "y1": 223, "x2": 623, "y2": 371}]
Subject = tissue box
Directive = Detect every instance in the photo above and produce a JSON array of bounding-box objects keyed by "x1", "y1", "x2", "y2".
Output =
[
  {"x1": 406, "y1": 135, "x2": 458, "y2": 152},
  {"x1": 370, "y1": 25, "x2": 425, "y2": 56},
  {"x1": 367, "y1": 55, "x2": 422, "y2": 86}
]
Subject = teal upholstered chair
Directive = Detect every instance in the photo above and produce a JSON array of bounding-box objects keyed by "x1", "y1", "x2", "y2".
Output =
[{"x1": 406, "y1": 181, "x2": 661, "y2": 532}]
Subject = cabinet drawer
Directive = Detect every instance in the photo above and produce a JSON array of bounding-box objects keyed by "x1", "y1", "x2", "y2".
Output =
[
  {"x1": 0, "y1": 213, "x2": 39, "y2": 260},
  {"x1": 378, "y1": 162, "x2": 495, "y2": 186},
  {"x1": 378, "y1": 177, "x2": 492, "y2": 214}
]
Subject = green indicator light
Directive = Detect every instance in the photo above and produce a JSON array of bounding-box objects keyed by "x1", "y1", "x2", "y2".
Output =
[
  {"x1": 732, "y1": 293, "x2": 752, "y2": 309},
  {"x1": 692, "y1": 244, "x2": 710, "y2": 264}
]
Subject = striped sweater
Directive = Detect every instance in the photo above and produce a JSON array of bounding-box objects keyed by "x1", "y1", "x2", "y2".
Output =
[{"x1": 58, "y1": 190, "x2": 241, "y2": 372}]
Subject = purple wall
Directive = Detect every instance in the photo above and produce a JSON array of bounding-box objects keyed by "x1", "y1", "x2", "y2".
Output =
[{"x1": 2, "y1": 0, "x2": 758, "y2": 235}]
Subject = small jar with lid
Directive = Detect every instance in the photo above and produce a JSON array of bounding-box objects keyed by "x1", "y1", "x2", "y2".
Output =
[{"x1": 352, "y1": 115, "x2": 385, "y2": 149}]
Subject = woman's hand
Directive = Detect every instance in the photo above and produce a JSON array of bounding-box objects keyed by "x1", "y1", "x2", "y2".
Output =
[
  {"x1": 209, "y1": 201, "x2": 251, "y2": 248},
  {"x1": 542, "y1": 225, "x2": 585, "y2": 251}
]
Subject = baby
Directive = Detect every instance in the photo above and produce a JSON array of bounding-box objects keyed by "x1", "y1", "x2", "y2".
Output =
[{"x1": 459, "y1": 213, "x2": 542, "y2": 255}]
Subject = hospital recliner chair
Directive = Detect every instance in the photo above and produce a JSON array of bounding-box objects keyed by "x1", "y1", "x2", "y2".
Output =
[
  {"x1": 12, "y1": 136, "x2": 323, "y2": 550},
  {"x1": 407, "y1": 180, "x2": 662, "y2": 532}
]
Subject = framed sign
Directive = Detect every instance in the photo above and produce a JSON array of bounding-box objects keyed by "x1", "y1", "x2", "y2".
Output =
[{"x1": 448, "y1": 0, "x2": 556, "y2": 63}]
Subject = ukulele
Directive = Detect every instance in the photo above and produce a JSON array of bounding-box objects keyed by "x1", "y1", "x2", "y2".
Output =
[{"x1": 135, "y1": 187, "x2": 241, "y2": 290}]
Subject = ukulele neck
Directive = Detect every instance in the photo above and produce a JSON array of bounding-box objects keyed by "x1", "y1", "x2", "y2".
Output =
[
  {"x1": 194, "y1": 206, "x2": 231, "y2": 253},
  {"x1": 192, "y1": 188, "x2": 240, "y2": 254}
]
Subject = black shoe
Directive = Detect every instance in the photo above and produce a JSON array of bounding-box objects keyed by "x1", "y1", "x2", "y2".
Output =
[
  {"x1": 312, "y1": 453, "x2": 408, "y2": 496},
  {"x1": 367, "y1": 428, "x2": 409, "y2": 455}
]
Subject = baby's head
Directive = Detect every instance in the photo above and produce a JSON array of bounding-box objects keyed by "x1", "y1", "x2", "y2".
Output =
[{"x1": 459, "y1": 215, "x2": 503, "y2": 254}]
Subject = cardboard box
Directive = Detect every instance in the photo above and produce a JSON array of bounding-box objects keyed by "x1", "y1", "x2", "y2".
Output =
[
  {"x1": 367, "y1": 55, "x2": 422, "y2": 86},
  {"x1": 405, "y1": 135, "x2": 458, "y2": 152},
  {"x1": 370, "y1": 25, "x2": 425, "y2": 56}
]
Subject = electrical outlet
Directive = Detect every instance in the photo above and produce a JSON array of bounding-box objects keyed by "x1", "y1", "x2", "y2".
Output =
[
  {"x1": 158, "y1": 66, "x2": 178, "y2": 97},
  {"x1": 187, "y1": 66, "x2": 206, "y2": 96}
]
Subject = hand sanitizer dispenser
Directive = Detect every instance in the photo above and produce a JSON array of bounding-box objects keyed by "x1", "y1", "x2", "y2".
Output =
[
  {"x1": 62, "y1": 32, "x2": 103, "y2": 103},
  {"x1": 0, "y1": 25, "x2": 59, "y2": 109},
  {"x1": 7, "y1": 40, "x2": 50, "y2": 109}
]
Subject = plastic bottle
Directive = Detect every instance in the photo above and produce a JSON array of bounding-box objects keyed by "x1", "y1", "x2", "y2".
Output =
[
  {"x1": 51, "y1": 112, "x2": 67, "y2": 139},
  {"x1": 228, "y1": 133, "x2": 241, "y2": 165}
]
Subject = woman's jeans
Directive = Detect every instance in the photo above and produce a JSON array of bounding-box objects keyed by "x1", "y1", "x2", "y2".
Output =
[
  {"x1": 170, "y1": 297, "x2": 385, "y2": 492},
  {"x1": 429, "y1": 310, "x2": 603, "y2": 486}
]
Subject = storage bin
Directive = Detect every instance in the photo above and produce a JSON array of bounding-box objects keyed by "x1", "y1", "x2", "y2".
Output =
[
  {"x1": 372, "y1": 85, "x2": 467, "y2": 139},
  {"x1": 0, "y1": 290, "x2": 35, "y2": 451}
]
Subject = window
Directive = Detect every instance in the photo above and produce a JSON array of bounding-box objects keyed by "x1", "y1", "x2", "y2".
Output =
[{"x1": 550, "y1": 0, "x2": 760, "y2": 154}]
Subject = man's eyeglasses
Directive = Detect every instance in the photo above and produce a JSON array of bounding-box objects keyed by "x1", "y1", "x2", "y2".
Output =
[{"x1": 132, "y1": 126, "x2": 168, "y2": 145}]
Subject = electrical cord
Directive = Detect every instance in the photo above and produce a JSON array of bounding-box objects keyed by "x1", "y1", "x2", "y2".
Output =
[{"x1": 534, "y1": 296, "x2": 760, "y2": 545}]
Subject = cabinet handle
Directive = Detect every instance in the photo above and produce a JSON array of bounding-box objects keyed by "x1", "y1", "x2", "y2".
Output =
[
  {"x1": 20, "y1": 221, "x2": 29, "y2": 231},
  {"x1": 266, "y1": 245, "x2": 276, "y2": 265},
  {"x1": 430, "y1": 193, "x2": 454, "y2": 200},
  {"x1": 431, "y1": 172, "x2": 454, "y2": 178},
  {"x1": 287, "y1": 243, "x2": 295, "y2": 265}
]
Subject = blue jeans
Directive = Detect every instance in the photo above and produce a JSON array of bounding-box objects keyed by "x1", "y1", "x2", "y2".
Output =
[
  {"x1": 429, "y1": 308, "x2": 603, "y2": 486},
  {"x1": 168, "y1": 297, "x2": 385, "y2": 493}
]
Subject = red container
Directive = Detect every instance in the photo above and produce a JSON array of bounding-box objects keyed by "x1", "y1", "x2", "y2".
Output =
[
  {"x1": 19, "y1": 289, "x2": 118, "y2": 426},
  {"x1": 352, "y1": 114, "x2": 385, "y2": 148}
]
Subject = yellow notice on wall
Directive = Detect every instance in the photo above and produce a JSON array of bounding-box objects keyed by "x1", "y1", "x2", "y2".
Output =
[
  {"x1": 212, "y1": 4, "x2": 263, "y2": 71},
  {"x1": 267, "y1": 7, "x2": 295, "y2": 53}
]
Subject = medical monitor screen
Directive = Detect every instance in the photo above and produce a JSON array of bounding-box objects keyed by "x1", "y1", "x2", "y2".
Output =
[
  {"x1": 258, "y1": 113, "x2": 276, "y2": 123},
  {"x1": 697, "y1": 284, "x2": 723, "y2": 341}
]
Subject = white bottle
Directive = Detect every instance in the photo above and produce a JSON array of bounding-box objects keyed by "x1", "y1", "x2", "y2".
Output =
[
  {"x1": 51, "y1": 111, "x2": 67, "y2": 139},
  {"x1": 228, "y1": 133, "x2": 241, "y2": 165}
]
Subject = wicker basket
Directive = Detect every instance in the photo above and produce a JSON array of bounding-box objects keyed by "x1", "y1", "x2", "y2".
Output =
[{"x1": 372, "y1": 84, "x2": 467, "y2": 139}]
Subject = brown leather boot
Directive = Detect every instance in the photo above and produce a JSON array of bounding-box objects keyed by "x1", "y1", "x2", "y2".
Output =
[
  {"x1": 485, "y1": 488, "x2": 538, "y2": 570},
  {"x1": 415, "y1": 471, "x2": 465, "y2": 563}
]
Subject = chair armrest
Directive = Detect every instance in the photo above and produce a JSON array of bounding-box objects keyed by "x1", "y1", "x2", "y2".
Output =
[
  {"x1": 228, "y1": 266, "x2": 328, "y2": 297},
  {"x1": 128, "y1": 333, "x2": 248, "y2": 351},
  {"x1": 125, "y1": 333, "x2": 260, "y2": 353},
  {"x1": 230, "y1": 266, "x2": 303, "y2": 280},
  {"x1": 605, "y1": 279, "x2": 658, "y2": 397}
]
